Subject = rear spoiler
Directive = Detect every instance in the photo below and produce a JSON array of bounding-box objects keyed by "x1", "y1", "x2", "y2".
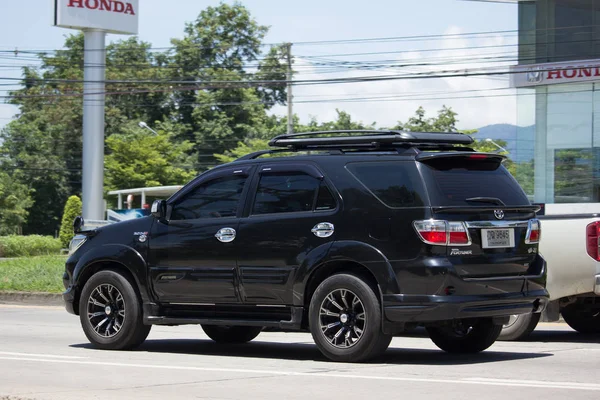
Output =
[
  {"x1": 432, "y1": 205, "x2": 542, "y2": 214},
  {"x1": 416, "y1": 152, "x2": 506, "y2": 163}
]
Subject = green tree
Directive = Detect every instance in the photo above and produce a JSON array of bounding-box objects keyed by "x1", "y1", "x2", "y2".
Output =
[
  {"x1": 393, "y1": 105, "x2": 458, "y2": 132},
  {"x1": 104, "y1": 122, "x2": 196, "y2": 191},
  {"x1": 214, "y1": 139, "x2": 273, "y2": 164},
  {"x1": 1, "y1": 34, "x2": 171, "y2": 234},
  {"x1": 168, "y1": 2, "x2": 287, "y2": 167},
  {"x1": 0, "y1": 171, "x2": 34, "y2": 235},
  {"x1": 59, "y1": 195, "x2": 82, "y2": 248},
  {"x1": 214, "y1": 109, "x2": 377, "y2": 162}
]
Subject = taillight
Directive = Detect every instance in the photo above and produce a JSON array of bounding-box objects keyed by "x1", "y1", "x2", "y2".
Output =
[
  {"x1": 525, "y1": 219, "x2": 541, "y2": 244},
  {"x1": 586, "y1": 221, "x2": 600, "y2": 261},
  {"x1": 448, "y1": 222, "x2": 470, "y2": 245},
  {"x1": 413, "y1": 220, "x2": 447, "y2": 245},
  {"x1": 413, "y1": 220, "x2": 471, "y2": 246}
]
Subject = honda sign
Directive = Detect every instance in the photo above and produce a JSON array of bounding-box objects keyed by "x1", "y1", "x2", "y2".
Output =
[{"x1": 54, "y1": 0, "x2": 139, "y2": 35}]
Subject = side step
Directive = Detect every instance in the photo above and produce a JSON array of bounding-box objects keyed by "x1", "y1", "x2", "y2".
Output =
[{"x1": 144, "y1": 306, "x2": 303, "y2": 330}]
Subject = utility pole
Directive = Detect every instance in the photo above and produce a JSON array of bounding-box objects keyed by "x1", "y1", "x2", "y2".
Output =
[
  {"x1": 82, "y1": 29, "x2": 107, "y2": 222},
  {"x1": 285, "y1": 42, "x2": 293, "y2": 134}
]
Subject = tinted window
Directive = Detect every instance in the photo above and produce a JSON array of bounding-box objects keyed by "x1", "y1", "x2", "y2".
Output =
[
  {"x1": 252, "y1": 172, "x2": 321, "y2": 215},
  {"x1": 171, "y1": 175, "x2": 247, "y2": 220},
  {"x1": 315, "y1": 183, "x2": 336, "y2": 211},
  {"x1": 421, "y1": 158, "x2": 530, "y2": 206},
  {"x1": 346, "y1": 161, "x2": 426, "y2": 208}
]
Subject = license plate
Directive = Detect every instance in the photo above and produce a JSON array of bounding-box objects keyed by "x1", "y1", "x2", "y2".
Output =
[{"x1": 481, "y1": 228, "x2": 515, "y2": 249}]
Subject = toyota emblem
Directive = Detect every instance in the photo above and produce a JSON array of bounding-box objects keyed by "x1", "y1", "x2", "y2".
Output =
[{"x1": 494, "y1": 210, "x2": 505, "y2": 220}]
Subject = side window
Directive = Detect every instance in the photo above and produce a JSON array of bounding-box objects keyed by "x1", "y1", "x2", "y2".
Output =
[
  {"x1": 315, "y1": 182, "x2": 336, "y2": 211},
  {"x1": 346, "y1": 161, "x2": 425, "y2": 208},
  {"x1": 170, "y1": 175, "x2": 247, "y2": 220},
  {"x1": 252, "y1": 172, "x2": 334, "y2": 215}
]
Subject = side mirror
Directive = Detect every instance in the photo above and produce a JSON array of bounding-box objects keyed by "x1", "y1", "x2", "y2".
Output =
[
  {"x1": 151, "y1": 200, "x2": 167, "y2": 220},
  {"x1": 73, "y1": 216, "x2": 85, "y2": 234}
]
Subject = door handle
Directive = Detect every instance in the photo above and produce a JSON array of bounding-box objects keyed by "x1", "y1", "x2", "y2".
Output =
[
  {"x1": 215, "y1": 227, "x2": 236, "y2": 243},
  {"x1": 312, "y1": 222, "x2": 335, "y2": 238}
]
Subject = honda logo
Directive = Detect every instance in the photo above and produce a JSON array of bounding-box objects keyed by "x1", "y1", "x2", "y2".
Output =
[
  {"x1": 494, "y1": 210, "x2": 505, "y2": 220},
  {"x1": 526, "y1": 68, "x2": 543, "y2": 83}
]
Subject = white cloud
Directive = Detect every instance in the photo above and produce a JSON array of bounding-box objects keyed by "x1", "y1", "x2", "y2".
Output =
[{"x1": 279, "y1": 26, "x2": 518, "y2": 130}]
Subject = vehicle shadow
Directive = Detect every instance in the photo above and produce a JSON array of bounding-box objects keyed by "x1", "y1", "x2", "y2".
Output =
[
  {"x1": 70, "y1": 338, "x2": 552, "y2": 365},
  {"x1": 402, "y1": 326, "x2": 600, "y2": 344},
  {"x1": 524, "y1": 329, "x2": 600, "y2": 344}
]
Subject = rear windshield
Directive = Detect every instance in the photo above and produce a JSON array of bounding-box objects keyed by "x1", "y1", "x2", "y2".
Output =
[
  {"x1": 419, "y1": 157, "x2": 530, "y2": 207},
  {"x1": 346, "y1": 161, "x2": 426, "y2": 208}
]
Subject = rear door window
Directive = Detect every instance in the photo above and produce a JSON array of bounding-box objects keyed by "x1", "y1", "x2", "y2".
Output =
[
  {"x1": 346, "y1": 161, "x2": 426, "y2": 208},
  {"x1": 419, "y1": 157, "x2": 530, "y2": 206},
  {"x1": 251, "y1": 172, "x2": 336, "y2": 215}
]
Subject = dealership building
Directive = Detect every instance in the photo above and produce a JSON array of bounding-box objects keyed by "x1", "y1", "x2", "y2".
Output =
[{"x1": 479, "y1": 0, "x2": 600, "y2": 204}]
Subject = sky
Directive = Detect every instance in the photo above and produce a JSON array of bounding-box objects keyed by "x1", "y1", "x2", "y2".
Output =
[{"x1": 0, "y1": 0, "x2": 522, "y2": 131}]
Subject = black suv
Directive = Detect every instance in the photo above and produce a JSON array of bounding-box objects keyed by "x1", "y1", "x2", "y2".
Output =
[{"x1": 63, "y1": 130, "x2": 548, "y2": 362}]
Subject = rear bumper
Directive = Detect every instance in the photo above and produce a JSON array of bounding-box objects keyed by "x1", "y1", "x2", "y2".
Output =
[
  {"x1": 383, "y1": 289, "x2": 549, "y2": 323},
  {"x1": 595, "y1": 274, "x2": 600, "y2": 295}
]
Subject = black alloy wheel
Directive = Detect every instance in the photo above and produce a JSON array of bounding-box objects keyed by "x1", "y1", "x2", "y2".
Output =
[
  {"x1": 309, "y1": 273, "x2": 392, "y2": 362},
  {"x1": 79, "y1": 270, "x2": 151, "y2": 350}
]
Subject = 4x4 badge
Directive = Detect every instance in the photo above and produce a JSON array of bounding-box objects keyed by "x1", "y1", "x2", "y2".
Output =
[{"x1": 494, "y1": 210, "x2": 505, "y2": 220}]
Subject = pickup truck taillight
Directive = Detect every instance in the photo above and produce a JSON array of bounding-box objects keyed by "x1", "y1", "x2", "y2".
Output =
[
  {"x1": 413, "y1": 220, "x2": 471, "y2": 246},
  {"x1": 586, "y1": 221, "x2": 600, "y2": 261}
]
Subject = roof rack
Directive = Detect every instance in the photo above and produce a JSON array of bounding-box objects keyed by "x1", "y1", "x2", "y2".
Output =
[{"x1": 268, "y1": 130, "x2": 473, "y2": 150}]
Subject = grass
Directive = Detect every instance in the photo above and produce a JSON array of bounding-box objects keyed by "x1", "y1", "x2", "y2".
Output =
[
  {"x1": 0, "y1": 235, "x2": 62, "y2": 258},
  {"x1": 0, "y1": 255, "x2": 67, "y2": 293}
]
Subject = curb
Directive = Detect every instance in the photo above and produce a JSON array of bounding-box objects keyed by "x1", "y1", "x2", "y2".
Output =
[{"x1": 0, "y1": 291, "x2": 63, "y2": 307}]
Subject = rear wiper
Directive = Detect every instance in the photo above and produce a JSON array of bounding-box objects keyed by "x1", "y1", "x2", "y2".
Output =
[{"x1": 465, "y1": 197, "x2": 506, "y2": 206}]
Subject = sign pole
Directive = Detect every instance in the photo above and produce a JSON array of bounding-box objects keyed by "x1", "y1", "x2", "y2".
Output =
[{"x1": 82, "y1": 29, "x2": 106, "y2": 221}]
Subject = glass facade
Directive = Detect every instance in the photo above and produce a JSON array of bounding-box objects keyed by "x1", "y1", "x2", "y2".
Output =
[
  {"x1": 519, "y1": 0, "x2": 600, "y2": 64},
  {"x1": 515, "y1": 0, "x2": 600, "y2": 203}
]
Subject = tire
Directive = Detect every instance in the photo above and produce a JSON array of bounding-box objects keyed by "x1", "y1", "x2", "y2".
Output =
[
  {"x1": 561, "y1": 304, "x2": 600, "y2": 334},
  {"x1": 201, "y1": 325, "x2": 262, "y2": 343},
  {"x1": 79, "y1": 270, "x2": 151, "y2": 350},
  {"x1": 426, "y1": 318, "x2": 502, "y2": 353},
  {"x1": 498, "y1": 312, "x2": 541, "y2": 341},
  {"x1": 308, "y1": 273, "x2": 392, "y2": 363}
]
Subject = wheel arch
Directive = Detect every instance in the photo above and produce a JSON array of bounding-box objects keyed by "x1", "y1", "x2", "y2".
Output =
[
  {"x1": 71, "y1": 245, "x2": 150, "y2": 315},
  {"x1": 294, "y1": 240, "x2": 399, "y2": 306},
  {"x1": 303, "y1": 259, "x2": 382, "y2": 309}
]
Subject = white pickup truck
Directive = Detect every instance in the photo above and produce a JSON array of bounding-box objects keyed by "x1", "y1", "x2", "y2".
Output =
[{"x1": 500, "y1": 203, "x2": 600, "y2": 340}]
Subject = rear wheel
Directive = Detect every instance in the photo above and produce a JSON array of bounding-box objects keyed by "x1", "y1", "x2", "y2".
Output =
[
  {"x1": 561, "y1": 304, "x2": 600, "y2": 334},
  {"x1": 498, "y1": 312, "x2": 540, "y2": 341},
  {"x1": 427, "y1": 318, "x2": 502, "y2": 353},
  {"x1": 201, "y1": 325, "x2": 262, "y2": 343},
  {"x1": 308, "y1": 273, "x2": 392, "y2": 362},
  {"x1": 79, "y1": 270, "x2": 151, "y2": 350}
]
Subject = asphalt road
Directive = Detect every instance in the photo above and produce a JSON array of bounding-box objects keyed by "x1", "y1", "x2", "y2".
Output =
[{"x1": 0, "y1": 305, "x2": 599, "y2": 400}]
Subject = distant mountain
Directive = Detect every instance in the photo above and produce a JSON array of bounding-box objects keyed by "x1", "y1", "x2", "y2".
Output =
[{"x1": 474, "y1": 124, "x2": 535, "y2": 163}]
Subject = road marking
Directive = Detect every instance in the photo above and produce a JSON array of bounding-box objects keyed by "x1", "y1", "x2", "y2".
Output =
[
  {"x1": 0, "y1": 352, "x2": 85, "y2": 359},
  {"x1": 0, "y1": 356, "x2": 598, "y2": 391},
  {"x1": 0, "y1": 304, "x2": 63, "y2": 310},
  {"x1": 464, "y1": 378, "x2": 600, "y2": 390}
]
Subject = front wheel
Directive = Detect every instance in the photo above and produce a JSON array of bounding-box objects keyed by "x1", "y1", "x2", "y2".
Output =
[
  {"x1": 498, "y1": 312, "x2": 541, "y2": 341},
  {"x1": 427, "y1": 318, "x2": 502, "y2": 353},
  {"x1": 308, "y1": 273, "x2": 392, "y2": 363},
  {"x1": 561, "y1": 304, "x2": 600, "y2": 334},
  {"x1": 201, "y1": 325, "x2": 262, "y2": 343},
  {"x1": 79, "y1": 270, "x2": 151, "y2": 350}
]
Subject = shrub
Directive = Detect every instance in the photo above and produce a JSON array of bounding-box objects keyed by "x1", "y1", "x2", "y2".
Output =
[
  {"x1": 0, "y1": 235, "x2": 62, "y2": 258},
  {"x1": 59, "y1": 195, "x2": 82, "y2": 248}
]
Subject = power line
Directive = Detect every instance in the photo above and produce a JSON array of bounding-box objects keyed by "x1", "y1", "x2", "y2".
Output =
[{"x1": 4, "y1": 22, "x2": 600, "y2": 53}]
